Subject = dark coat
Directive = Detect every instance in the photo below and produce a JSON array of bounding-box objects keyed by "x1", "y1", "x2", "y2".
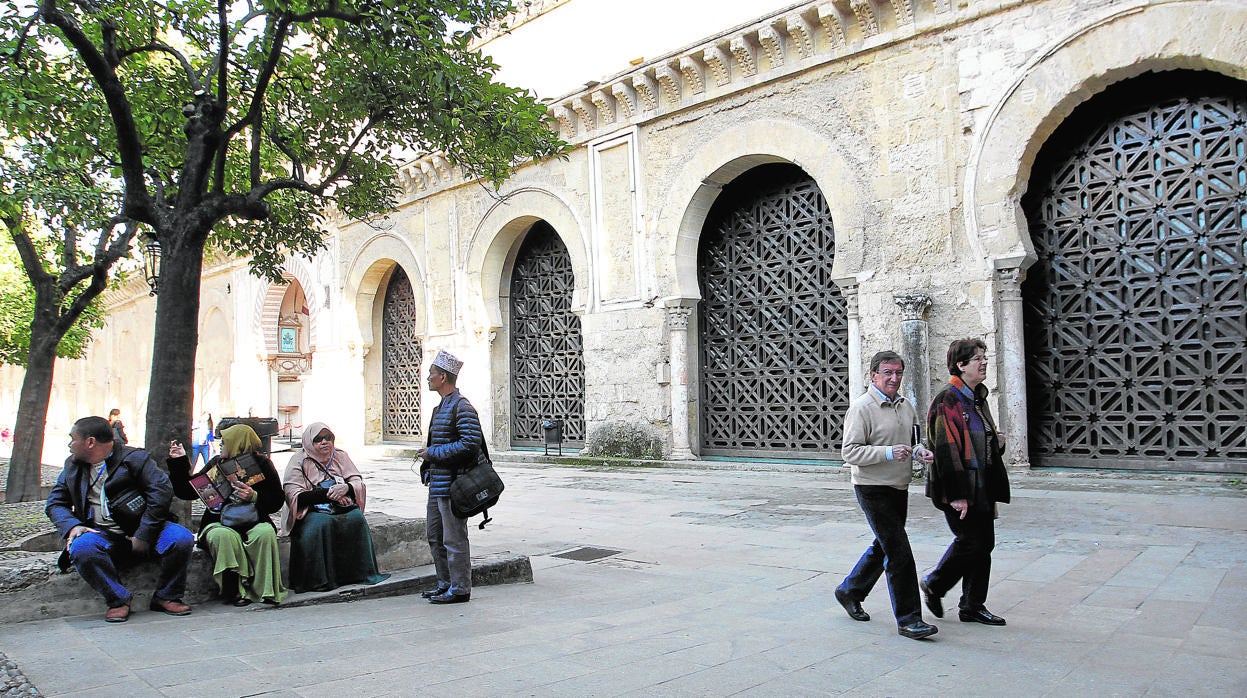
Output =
[
  {"x1": 421, "y1": 389, "x2": 484, "y2": 498},
  {"x1": 46, "y1": 445, "x2": 176, "y2": 543},
  {"x1": 167, "y1": 453, "x2": 284, "y2": 542},
  {"x1": 925, "y1": 378, "x2": 1011, "y2": 513}
]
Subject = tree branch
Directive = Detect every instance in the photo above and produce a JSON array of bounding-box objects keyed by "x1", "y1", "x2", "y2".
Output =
[{"x1": 37, "y1": 0, "x2": 156, "y2": 225}]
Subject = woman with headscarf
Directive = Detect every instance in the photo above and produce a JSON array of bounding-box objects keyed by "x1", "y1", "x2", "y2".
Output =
[
  {"x1": 282, "y1": 422, "x2": 389, "y2": 593},
  {"x1": 169, "y1": 424, "x2": 288, "y2": 606},
  {"x1": 921, "y1": 338, "x2": 1011, "y2": 627}
]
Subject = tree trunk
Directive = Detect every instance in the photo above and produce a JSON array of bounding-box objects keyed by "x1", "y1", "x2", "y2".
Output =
[
  {"x1": 4, "y1": 327, "x2": 62, "y2": 503},
  {"x1": 143, "y1": 233, "x2": 206, "y2": 465}
]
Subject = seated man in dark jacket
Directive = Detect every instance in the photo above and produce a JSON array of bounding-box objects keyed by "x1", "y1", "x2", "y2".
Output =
[
  {"x1": 45, "y1": 416, "x2": 196, "y2": 623},
  {"x1": 416, "y1": 349, "x2": 484, "y2": 605}
]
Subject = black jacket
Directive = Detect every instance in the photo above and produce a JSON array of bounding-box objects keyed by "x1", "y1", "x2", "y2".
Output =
[
  {"x1": 167, "y1": 453, "x2": 284, "y2": 541},
  {"x1": 46, "y1": 445, "x2": 176, "y2": 543}
]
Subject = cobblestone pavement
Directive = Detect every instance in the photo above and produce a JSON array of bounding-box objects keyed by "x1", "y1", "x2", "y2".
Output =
[
  {"x1": 0, "y1": 651, "x2": 40, "y2": 697},
  {"x1": 1, "y1": 454, "x2": 1244, "y2": 696}
]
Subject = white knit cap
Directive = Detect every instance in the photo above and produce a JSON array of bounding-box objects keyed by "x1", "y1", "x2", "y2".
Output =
[{"x1": 431, "y1": 349, "x2": 463, "y2": 376}]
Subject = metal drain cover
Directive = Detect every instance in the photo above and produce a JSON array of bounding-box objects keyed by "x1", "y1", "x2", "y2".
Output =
[{"x1": 552, "y1": 546, "x2": 621, "y2": 562}]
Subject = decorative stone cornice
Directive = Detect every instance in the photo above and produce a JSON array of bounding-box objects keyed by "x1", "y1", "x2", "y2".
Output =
[
  {"x1": 387, "y1": 0, "x2": 962, "y2": 205},
  {"x1": 266, "y1": 352, "x2": 313, "y2": 377}
]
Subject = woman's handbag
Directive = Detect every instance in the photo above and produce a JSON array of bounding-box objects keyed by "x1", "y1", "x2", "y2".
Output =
[
  {"x1": 219, "y1": 499, "x2": 259, "y2": 529},
  {"x1": 312, "y1": 478, "x2": 357, "y2": 514}
]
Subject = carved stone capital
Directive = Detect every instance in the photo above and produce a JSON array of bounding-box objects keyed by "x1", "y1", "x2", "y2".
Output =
[
  {"x1": 666, "y1": 306, "x2": 693, "y2": 331},
  {"x1": 894, "y1": 292, "x2": 932, "y2": 321},
  {"x1": 632, "y1": 73, "x2": 659, "y2": 112},
  {"x1": 611, "y1": 81, "x2": 638, "y2": 118},
  {"x1": 785, "y1": 14, "x2": 815, "y2": 59},
  {"x1": 758, "y1": 25, "x2": 786, "y2": 69},
  {"x1": 679, "y1": 56, "x2": 706, "y2": 95},
  {"x1": 995, "y1": 266, "x2": 1024, "y2": 302},
  {"x1": 850, "y1": 0, "x2": 880, "y2": 37},
  {"x1": 818, "y1": 4, "x2": 848, "y2": 49}
]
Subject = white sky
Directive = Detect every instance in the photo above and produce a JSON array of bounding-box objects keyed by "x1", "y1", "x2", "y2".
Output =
[{"x1": 478, "y1": 0, "x2": 802, "y2": 100}]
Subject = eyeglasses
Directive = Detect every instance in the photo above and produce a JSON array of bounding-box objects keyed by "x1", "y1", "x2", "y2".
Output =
[
  {"x1": 876, "y1": 369, "x2": 904, "y2": 378},
  {"x1": 312, "y1": 433, "x2": 335, "y2": 444}
]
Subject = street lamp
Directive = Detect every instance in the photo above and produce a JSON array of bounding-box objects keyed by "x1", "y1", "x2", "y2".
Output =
[{"x1": 142, "y1": 235, "x2": 161, "y2": 296}]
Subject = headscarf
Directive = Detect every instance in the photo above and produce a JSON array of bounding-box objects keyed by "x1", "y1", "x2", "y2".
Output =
[
  {"x1": 281, "y1": 421, "x2": 367, "y2": 534},
  {"x1": 220, "y1": 424, "x2": 261, "y2": 458}
]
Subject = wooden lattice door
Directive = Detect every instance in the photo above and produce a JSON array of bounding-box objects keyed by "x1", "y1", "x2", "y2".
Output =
[
  {"x1": 509, "y1": 221, "x2": 585, "y2": 446},
  {"x1": 382, "y1": 267, "x2": 422, "y2": 441},
  {"x1": 1022, "y1": 71, "x2": 1247, "y2": 472},
  {"x1": 697, "y1": 164, "x2": 849, "y2": 458}
]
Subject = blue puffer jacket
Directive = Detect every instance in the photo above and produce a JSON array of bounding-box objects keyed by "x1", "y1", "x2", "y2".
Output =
[{"x1": 424, "y1": 389, "x2": 484, "y2": 498}]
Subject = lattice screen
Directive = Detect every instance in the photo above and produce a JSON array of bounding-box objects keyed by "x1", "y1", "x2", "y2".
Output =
[
  {"x1": 1023, "y1": 74, "x2": 1247, "y2": 471},
  {"x1": 510, "y1": 222, "x2": 586, "y2": 445},
  {"x1": 382, "y1": 267, "x2": 423, "y2": 440},
  {"x1": 698, "y1": 164, "x2": 849, "y2": 458}
]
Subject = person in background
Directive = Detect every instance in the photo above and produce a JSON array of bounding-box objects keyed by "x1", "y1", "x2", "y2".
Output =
[
  {"x1": 922, "y1": 338, "x2": 1012, "y2": 628},
  {"x1": 190, "y1": 412, "x2": 215, "y2": 469},
  {"x1": 282, "y1": 423, "x2": 389, "y2": 593},
  {"x1": 835, "y1": 350, "x2": 938, "y2": 640},
  {"x1": 45, "y1": 416, "x2": 195, "y2": 622},
  {"x1": 107, "y1": 408, "x2": 127, "y2": 446},
  {"x1": 169, "y1": 424, "x2": 287, "y2": 606}
]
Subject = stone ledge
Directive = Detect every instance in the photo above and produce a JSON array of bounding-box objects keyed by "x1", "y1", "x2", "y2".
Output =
[
  {"x1": 0, "y1": 511, "x2": 432, "y2": 625},
  {"x1": 277, "y1": 553, "x2": 533, "y2": 609}
]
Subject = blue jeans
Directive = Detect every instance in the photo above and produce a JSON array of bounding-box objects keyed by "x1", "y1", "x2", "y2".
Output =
[
  {"x1": 191, "y1": 443, "x2": 212, "y2": 469},
  {"x1": 839, "y1": 485, "x2": 923, "y2": 625},
  {"x1": 426, "y1": 496, "x2": 471, "y2": 595},
  {"x1": 67, "y1": 522, "x2": 195, "y2": 607}
]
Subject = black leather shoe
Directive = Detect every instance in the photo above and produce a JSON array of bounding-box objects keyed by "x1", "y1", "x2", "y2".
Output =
[
  {"x1": 834, "y1": 588, "x2": 870, "y2": 622},
  {"x1": 420, "y1": 586, "x2": 450, "y2": 599},
  {"x1": 428, "y1": 591, "x2": 470, "y2": 605},
  {"x1": 959, "y1": 608, "x2": 1006, "y2": 626},
  {"x1": 920, "y1": 577, "x2": 943, "y2": 618},
  {"x1": 898, "y1": 621, "x2": 938, "y2": 640}
]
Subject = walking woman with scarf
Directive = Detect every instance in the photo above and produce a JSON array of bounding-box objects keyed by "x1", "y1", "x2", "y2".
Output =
[
  {"x1": 282, "y1": 422, "x2": 389, "y2": 593},
  {"x1": 921, "y1": 338, "x2": 1011, "y2": 628}
]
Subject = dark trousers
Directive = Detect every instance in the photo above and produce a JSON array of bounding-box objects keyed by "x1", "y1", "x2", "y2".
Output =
[
  {"x1": 839, "y1": 485, "x2": 922, "y2": 625},
  {"x1": 926, "y1": 507, "x2": 996, "y2": 611}
]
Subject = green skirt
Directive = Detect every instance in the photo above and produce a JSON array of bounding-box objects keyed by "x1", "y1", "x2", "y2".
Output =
[{"x1": 289, "y1": 508, "x2": 389, "y2": 593}]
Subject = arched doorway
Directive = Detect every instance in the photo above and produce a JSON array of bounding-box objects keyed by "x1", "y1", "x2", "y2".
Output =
[
  {"x1": 382, "y1": 266, "x2": 423, "y2": 441},
  {"x1": 509, "y1": 221, "x2": 585, "y2": 447},
  {"x1": 697, "y1": 163, "x2": 849, "y2": 459},
  {"x1": 1022, "y1": 70, "x2": 1247, "y2": 472}
]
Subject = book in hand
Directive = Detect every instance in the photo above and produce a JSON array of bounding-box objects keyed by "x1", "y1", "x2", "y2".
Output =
[{"x1": 189, "y1": 453, "x2": 265, "y2": 509}]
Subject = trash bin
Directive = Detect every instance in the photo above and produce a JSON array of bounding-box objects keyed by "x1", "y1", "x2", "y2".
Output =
[
  {"x1": 542, "y1": 419, "x2": 563, "y2": 456},
  {"x1": 216, "y1": 417, "x2": 280, "y2": 453}
]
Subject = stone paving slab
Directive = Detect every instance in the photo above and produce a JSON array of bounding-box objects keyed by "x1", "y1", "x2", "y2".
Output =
[{"x1": 0, "y1": 457, "x2": 1245, "y2": 696}]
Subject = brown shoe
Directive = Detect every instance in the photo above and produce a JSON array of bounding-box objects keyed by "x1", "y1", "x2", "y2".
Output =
[
  {"x1": 149, "y1": 597, "x2": 192, "y2": 616},
  {"x1": 104, "y1": 604, "x2": 130, "y2": 623}
]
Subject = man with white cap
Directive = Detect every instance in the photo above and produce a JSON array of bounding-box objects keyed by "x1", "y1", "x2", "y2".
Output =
[{"x1": 415, "y1": 349, "x2": 484, "y2": 604}]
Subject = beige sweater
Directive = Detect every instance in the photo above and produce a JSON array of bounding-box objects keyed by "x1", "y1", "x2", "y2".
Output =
[{"x1": 841, "y1": 388, "x2": 919, "y2": 489}]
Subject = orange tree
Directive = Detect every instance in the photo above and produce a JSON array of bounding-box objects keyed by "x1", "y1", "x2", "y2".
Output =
[{"x1": 2, "y1": 0, "x2": 564, "y2": 500}]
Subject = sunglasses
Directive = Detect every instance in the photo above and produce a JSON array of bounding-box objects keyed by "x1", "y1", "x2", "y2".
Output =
[{"x1": 312, "y1": 433, "x2": 335, "y2": 444}]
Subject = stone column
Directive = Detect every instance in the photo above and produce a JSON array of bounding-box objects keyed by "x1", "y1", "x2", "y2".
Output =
[
  {"x1": 665, "y1": 303, "x2": 695, "y2": 460},
  {"x1": 840, "y1": 281, "x2": 862, "y2": 395},
  {"x1": 995, "y1": 265, "x2": 1030, "y2": 469},
  {"x1": 894, "y1": 292, "x2": 932, "y2": 420}
]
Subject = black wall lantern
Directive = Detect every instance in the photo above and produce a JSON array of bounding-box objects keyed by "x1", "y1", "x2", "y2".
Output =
[{"x1": 142, "y1": 235, "x2": 161, "y2": 296}]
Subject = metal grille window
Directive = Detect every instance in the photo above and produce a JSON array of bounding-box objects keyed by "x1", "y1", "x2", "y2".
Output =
[
  {"x1": 1022, "y1": 72, "x2": 1247, "y2": 472},
  {"x1": 698, "y1": 164, "x2": 849, "y2": 458},
  {"x1": 382, "y1": 266, "x2": 422, "y2": 441},
  {"x1": 510, "y1": 221, "x2": 585, "y2": 446}
]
